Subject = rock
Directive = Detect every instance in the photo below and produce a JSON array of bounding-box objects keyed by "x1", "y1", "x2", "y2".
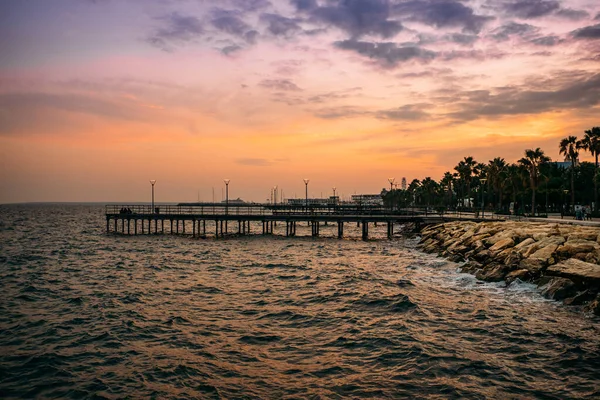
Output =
[
  {"x1": 514, "y1": 237, "x2": 535, "y2": 251},
  {"x1": 563, "y1": 290, "x2": 596, "y2": 306},
  {"x1": 505, "y1": 269, "x2": 530, "y2": 284},
  {"x1": 519, "y1": 244, "x2": 559, "y2": 273},
  {"x1": 567, "y1": 231, "x2": 599, "y2": 241},
  {"x1": 539, "y1": 277, "x2": 577, "y2": 300},
  {"x1": 556, "y1": 240, "x2": 600, "y2": 258},
  {"x1": 476, "y1": 263, "x2": 510, "y2": 282},
  {"x1": 473, "y1": 249, "x2": 492, "y2": 264},
  {"x1": 461, "y1": 261, "x2": 482, "y2": 273},
  {"x1": 489, "y1": 238, "x2": 515, "y2": 253},
  {"x1": 503, "y1": 250, "x2": 522, "y2": 268},
  {"x1": 448, "y1": 254, "x2": 464, "y2": 263},
  {"x1": 546, "y1": 258, "x2": 600, "y2": 285},
  {"x1": 585, "y1": 294, "x2": 600, "y2": 316}
]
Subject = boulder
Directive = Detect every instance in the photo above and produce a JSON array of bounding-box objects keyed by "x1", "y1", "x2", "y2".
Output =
[
  {"x1": 567, "y1": 231, "x2": 599, "y2": 241},
  {"x1": 519, "y1": 244, "x2": 559, "y2": 273},
  {"x1": 505, "y1": 269, "x2": 530, "y2": 284},
  {"x1": 514, "y1": 238, "x2": 535, "y2": 251},
  {"x1": 563, "y1": 290, "x2": 596, "y2": 306},
  {"x1": 546, "y1": 258, "x2": 600, "y2": 285},
  {"x1": 539, "y1": 277, "x2": 577, "y2": 300},
  {"x1": 503, "y1": 250, "x2": 522, "y2": 268},
  {"x1": 461, "y1": 260, "x2": 482, "y2": 274},
  {"x1": 473, "y1": 249, "x2": 492, "y2": 264},
  {"x1": 476, "y1": 263, "x2": 510, "y2": 282},
  {"x1": 489, "y1": 238, "x2": 515, "y2": 253},
  {"x1": 557, "y1": 240, "x2": 600, "y2": 258},
  {"x1": 586, "y1": 294, "x2": 600, "y2": 316}
]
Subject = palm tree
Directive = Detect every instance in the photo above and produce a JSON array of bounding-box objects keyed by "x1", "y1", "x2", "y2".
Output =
[
  {"x1": 454, "y1": 156, "x2": 477, "y2": 208},
  {"x1": 559, "y1": 135, "x2": 582, "y2": 210},
  {"x1": 519, "y1": 148, "x2": 550, "y2": 215},
  {"x1": 487, "y1": 157, "x2": 508, "y2": 211},
  {"x1": 439, "y1": 172, "x2": 455, "y2": 209},
  {"x1": 581, "y1": 127, "x2": 600, "y2": 211}
]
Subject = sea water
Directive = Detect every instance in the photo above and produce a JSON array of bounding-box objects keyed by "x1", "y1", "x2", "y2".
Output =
[{"x1": 1, "y1": 204, "x2": 599, "y2": 399}]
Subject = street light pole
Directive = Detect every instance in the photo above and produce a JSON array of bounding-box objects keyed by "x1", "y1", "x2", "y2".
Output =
[
  {"x1": 332, "y1": 187, "x2": 337, "y2": 206},
  {"x1": 303, "y1": 179, "x2": 310, "y2": 211},
  {"x1": 224, "y1": 179, "x2": 230, "y2": 215},
  {"x1": 480, "y1": 178, "x2": 487, "y2": 219},
  {"x1": 274, "y1": 185, "x2": 278, "y2": 206},
  {"x1": 150, "y1": 180, "x2": 156, "y2": 213}
]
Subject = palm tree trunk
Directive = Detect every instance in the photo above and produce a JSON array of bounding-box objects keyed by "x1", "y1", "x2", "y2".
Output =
[
  {"x1": 570, "y1": 167, "x2": 575, "y2": 211},
  {"x1": 531, "y1": 184, "x2": 536, "y2": 215},
  {"x1": 595, "y1": 153, "x2": 598, "y2": 212}
]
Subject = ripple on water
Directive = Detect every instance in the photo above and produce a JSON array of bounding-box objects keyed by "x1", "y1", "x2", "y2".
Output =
[{"x1": 0, "y1": 204, "x2": 599, "y2": 399}]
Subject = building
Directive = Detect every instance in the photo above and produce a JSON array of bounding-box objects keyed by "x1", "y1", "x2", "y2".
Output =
[{"x1": 351, "y1": 194, "x2": 383, "y2": 205}]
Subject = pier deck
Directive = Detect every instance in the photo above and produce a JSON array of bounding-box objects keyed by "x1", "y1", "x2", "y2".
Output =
[{"x1": 105, "y1": 203, "x2": 498, "y2": 240}]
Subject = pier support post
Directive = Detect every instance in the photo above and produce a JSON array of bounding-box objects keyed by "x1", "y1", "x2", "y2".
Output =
[
  {"x1": 182, "y1": 220, "x2": 185, "y2": 235},
  {"x1": 114, "y1": 218, "x2": 117, "y2": 234},
  {"x1": 215, "y1": 220, "x2": 219, "y2": 238},
  {"x1": 106, "y1": 217, "x2": 110, "y2": 234},
  {"x1": 127, "y1": 219, "x2": 130, "y2": 235},
  {"x1": 162, "y1": 220, "x2": 164, "y2": 234},
  {"x1": 362, "y1": 222, "x2": 369, "y2": 241},
  {"x1": 387, "y1": 221, "x2": 393, "y2": 239},
  {"x1": 154, "y1": 218, "x2": 158, "y2": 234},
  {"x1": 338, "y1": 221, "x2": 344, "y2": 239},
  {"x1": 203, "y1": 220, "x2": 206, "y2": 236},
  {"x1": 170, "y1": 219, "x2": 173, "y2": 234},
  {"x1": 134, "y1": 219, "x2": 138, "y2": 235},
  {"x1": 193, "y1": 219, "x2": 196, "y2": 237}
]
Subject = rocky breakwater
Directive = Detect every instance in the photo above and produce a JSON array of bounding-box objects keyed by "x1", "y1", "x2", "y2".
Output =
[{"x1": 418, "y1": 221, "x2": 600, "y2": 315}]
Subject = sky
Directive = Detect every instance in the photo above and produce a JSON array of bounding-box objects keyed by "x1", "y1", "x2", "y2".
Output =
[{"x1": 1, "y1": 0, "x2": 599, "y2": 203}]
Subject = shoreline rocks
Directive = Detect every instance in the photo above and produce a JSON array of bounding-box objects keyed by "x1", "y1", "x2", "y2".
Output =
[{"x1": 417, "y1": 221, "x2": 600, "y2": 316}]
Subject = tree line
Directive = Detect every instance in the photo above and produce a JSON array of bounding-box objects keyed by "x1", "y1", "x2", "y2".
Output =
[{"x1": 383, "y1": 126, "x2": 600, "y2": 216}]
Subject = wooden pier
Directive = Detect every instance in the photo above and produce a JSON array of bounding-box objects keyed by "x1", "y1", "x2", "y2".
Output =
[{"x1": 105, "y1": 203, "x2": 481, "y2": 240}]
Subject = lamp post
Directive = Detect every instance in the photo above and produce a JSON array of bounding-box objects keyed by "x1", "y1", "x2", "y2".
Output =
[
  {"x1": 224, "y1": 179, "x2": 230, "y2": 215},
  {"x1": 150, "y1": 180, "x2": 156, "y2": 213},
  {"x1": 303, "y1": 178, "x2": 309, "y2": 210},
  {"x1": 332, "y1": 187, "x2": 337, "y2": 207},
  {"x1": 480, "y1": 178, "x2": 487, "y2": 219},
  {"x1": 274, "y1": 185, "x2": 278, "y2": 206},
  {"x1": 563, "y1": 189, "x2": 568, "y2": 218}
]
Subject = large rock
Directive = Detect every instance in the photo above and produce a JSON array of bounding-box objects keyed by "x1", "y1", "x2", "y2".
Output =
[
  {"x1": 514, "y1": 238, "x2": 535, "y2": 251},
  {"x1": 586, "y1": 294, "x2": 600, "y2": 316},
  {"x1": 476, "y1": 263, "x2": 510, "y2": 282},
  {"x1": 567, "y1": 230, "x2": 599, "y2": 241},
  {"x1": 505, "y1": 269, "x2": 530, "y2": 284},
  {"x1": 519, "y1": 244, "x2": 559, "y2": 273},
  {"x1": 539, "y1": 277, "x2": 577, "y2": 300},
  {"x1": 556, "y1": 240, "x2": 600, "y2": 258},
  {"x1": 489, "y1": 238, "x2": 515, "y2": 253},
  {"x1": 546, "y1": 258, "x2": 600, "y2": 284}
]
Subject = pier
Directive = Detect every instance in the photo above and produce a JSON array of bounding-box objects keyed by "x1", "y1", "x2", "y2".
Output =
[{"x1": 105, "y1": 203, "x2": 494, "y2": 240}]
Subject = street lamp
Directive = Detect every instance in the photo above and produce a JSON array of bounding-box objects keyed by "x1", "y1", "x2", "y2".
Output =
[
  {"x1": 332, "y1": 187, "x2": 337, "y2": 206},
  {"x1": 274, "y1": 185, "x2": 278, "y2": 206},
  {"x1": 388, "y1": 177, "x2": 395, "y2": 192},
  {"x1": 480, "y1": 178, "x2": 487, "y2": 219},
  {"x1": 224, "y1": 179, "x2": 230, "y2": 214},
  {"x1": 303, "y1": 178, "x2": 309, "y2": 210},
  {"x1": 150, "y1": 180, "x2": 156, "y2": 213}
]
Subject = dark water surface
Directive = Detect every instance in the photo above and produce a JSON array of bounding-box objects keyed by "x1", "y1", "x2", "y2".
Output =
[{"x1": 1, "y1": 204, "x2": 599, "y2": 399}]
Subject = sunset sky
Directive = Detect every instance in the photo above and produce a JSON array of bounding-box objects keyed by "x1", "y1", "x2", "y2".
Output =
[{"x1": 1, "y1": 0, "x2": 599, "y2": 203}]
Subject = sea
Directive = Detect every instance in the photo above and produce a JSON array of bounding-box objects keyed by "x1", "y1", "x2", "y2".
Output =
[{"x1": 1, "y1": 204, "x2": 599, "y2": 399}]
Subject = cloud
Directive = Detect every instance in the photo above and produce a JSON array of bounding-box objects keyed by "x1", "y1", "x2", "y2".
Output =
[
  {"x1": 211, "y1": 11, "x2": 252, "y2": 37},
  {"x1": 235, "y1": 158, "x2": 273, "y2": 166},
  {"x1": 447, "y1": 72, "x2": 600, "y2": 121},
  {"x1": 555, "y1": 8, "x2": 589, "y2": 20},
  {"x1": 490, "y1": 21, "x2": 539, "y2": 41},
  {"x1": 302, "y1": 0, "x2": 403, "y2": 38},
  {"x1": 376, "y1": 104, "x2": 431, "y2": 121},
  {"x1": 260, "y1": 13, "x2": 302, "y2": 36},
  {"x1": 221, "y1": 44, "x2": 243, "y2": 55},
  {"x1": 259, "y1": 79, "x2": 302, "y2": 91},
  {"x1": 445, "y1": 33, "x2": 479, "y2": 45},
  {"x1": 335, "y1": 40, "x2": 436, "y2": 67},
  {"x1": 572, "y1": 24, "x2": 600, "y2": 39},
  {"x1": 440, "y1": 49, "x2": 506, "y2": 61},
  {"x1": 313, "y1": 106, "x2": 368, "y2": 119},
  {"x1": 147, "y1": 13, "x2": 203, "y2": 51},
  {"x1": 501, "y1": 0, "x2": 560, "y2": 19},
  {"x1": 393, "y1": 0, "x2": 494, "y2": 34},
  {"x1": 530, "y1": 35, "x2": 561, "y2": 46},
  {"x1": 228, "y1": 0, "x2": 272, "y2": 12}
]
